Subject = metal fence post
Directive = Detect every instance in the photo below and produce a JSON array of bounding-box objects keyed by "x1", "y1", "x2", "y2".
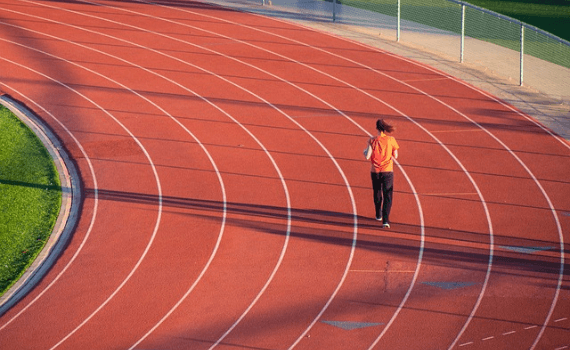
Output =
[
  {"x1": 460, "y1": 4, "x2": 465, "y2": 63},
  {"x1": 397, "y1": 0, "x2": 401, "y2": 42},
  {"x1": 520, "y1": 24, "x2": 524, "y2": 86}
]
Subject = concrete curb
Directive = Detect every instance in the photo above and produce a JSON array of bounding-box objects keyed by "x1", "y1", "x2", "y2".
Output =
[{"x1": 0, "y1": 93, "x2": 81, "y2": 316}]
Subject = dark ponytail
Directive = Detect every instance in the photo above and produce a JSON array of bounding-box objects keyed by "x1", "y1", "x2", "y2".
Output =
[{"x1": 376, "y1": 119, "x2": 395, "y2": 133}]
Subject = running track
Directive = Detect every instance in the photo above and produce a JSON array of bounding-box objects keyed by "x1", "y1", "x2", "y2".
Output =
[{"x1": 0, "y1": 0, "x2": 568, "y2": 349}]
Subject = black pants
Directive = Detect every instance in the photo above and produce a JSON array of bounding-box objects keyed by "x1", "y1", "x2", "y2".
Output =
[{"x1": 371, "y1": 172, "x2": 394, "y2": 222}]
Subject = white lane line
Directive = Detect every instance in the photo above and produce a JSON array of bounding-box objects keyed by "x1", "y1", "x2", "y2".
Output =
[
  {"x1": 65, "y1": 3, "x2": 425, "y2": 348},
  {"x1": 305, "y1": 20, "x2": 566, "y2": 349},
  {"x1": 502, "y1": 330, "x2": 516, "y2": 336},
  {"x1": 0, "y1": 50, "x2": 164, "y2": 349},
  {"x1": 482, "y1": 336, "x2": 494, "y2": 341},
  {"x1": 213, "y1": 10, "x2": 565, "y2": 350},
  {"x1": 377, "y1": 59, "x2": 564, "y2": 350},
  {"x1": 554, "y1": 318, "x2": 568, "y2": 323},
  {"x1": 151, "y1": 5, "x2": 490, "y2": 349},
  {"x1": 0, "y1": 10, "x2": 231, "y2": 348},
  {"x1": 5, "y1": 3, "x2": 290, "y2": 349},
  {"x1": 459, "y1": 342, "x2": 473, "y2": 347},
  {"x1": 0, "y1": 7, "x2": 285, "y2": 349},
  {"x1": 0, "y1": 83, "x2": 98, "y2": 330},
  {"x1": 0, "y1": 45, "x2": 165, "y2": 350},
  {"x1": 49, "y1": 2, "x2": 361, "y2": 347},
  {"x1": 19, "y1": 2, "x2": 362, "y2": 349},
  {"x1": 62, "y1": 0, "x2": 425, "y2": 348},
  {"x1": 187, "y1": 17, "x2": 487, "y2": 350},
  {"x1": 169, "y1": 6, "x2": 565, "y2": 348}
]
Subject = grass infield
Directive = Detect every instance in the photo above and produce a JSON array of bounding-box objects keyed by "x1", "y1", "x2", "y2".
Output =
[{"x1": 0, "y1": 104, "x2": 61, "y2": 297}]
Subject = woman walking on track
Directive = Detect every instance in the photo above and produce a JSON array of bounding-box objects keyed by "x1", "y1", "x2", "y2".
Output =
[{"x1": 364, "y1": 119, "x2": 399, "y2": 228}]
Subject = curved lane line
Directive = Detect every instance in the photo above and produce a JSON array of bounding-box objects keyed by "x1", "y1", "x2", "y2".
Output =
[
  {"x1": 41, "y1": 0, "x2": 422, "y2": 346},
  {"x1": 384, "y1": 51, "x2": 570, "y2": 151},
  {"x1": 114, "y1": 3, "x2": 491, "y2": 348},
  {"x1": 166, "y1": 8, "x2": 564, "y2": 349},
  {"x1": 0, "y1": 83, "x2": 99, "y2": 330},
  {"x1": 3, "y1": 3, "x2": 291, "y2": 348},
  {"x1": 38, "y1": 0, "x2": 361, "y2": 346},
  {"x1": 0, "y1": 18, "x2": 241, "y2": 346},
  {"x1": 304, "y1": 38, "x2": 564, "y2": 350},
  {"x1": 0, "y1": 48, "x2": 164, "y2": 340},
  {"x1": 260, "y1": 18, "x2": 564, "y2": 349},
  {"x1": 254, "y1": 13, "x2": 566, "y2": 346},
  {"x1": 0, "y1": 31, "x2": 167, "y2": 348},
  {"x1": 56, "y1": 0, "x2": 566, "y2": 347}
]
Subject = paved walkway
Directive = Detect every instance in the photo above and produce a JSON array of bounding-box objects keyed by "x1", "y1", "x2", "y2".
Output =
[{"x1": 207, "y1": 0, "x2": 570, "y2": 143}]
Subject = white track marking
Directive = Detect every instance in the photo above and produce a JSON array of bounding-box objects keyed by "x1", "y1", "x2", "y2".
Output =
[
  {"x1": 3, "y1": 1, "x2": 560, "y2": 348},
  {"x1": 341, "y1": 37, "x2": 565, "y2": 350},
  {"x1": 3, "y1": 3, "x2": 486, "y2": 350},
  {"x1": 2, "y1": 3, "x2": 295, "y2": 348},
  {"x1": 20, "y1": 1, "x2": 362, "y2": 347},
  {"x1": 278, "y1": 16, "x2": 566, "y2": 346},
  {"x1": 0, "y1": 83, "x2": 98, "y2": 330},
  {"x1": 0, "y1": 8, "x2": 287, "y2": 349},
  {"x1": 32, "y1": 1, "x2": 458, "y2": 346},
  {"x1": 0, "y1": 46, "x2": 169, "y2": 350},
  {"x1": 168, "y1": 6, "x2": 566, "y2": 349},
  {"x1": 0, "y1": 51, "x2": 164, "y2": 349},
  {"x1": 124, "y1": 3, "x2": 492, "y2": 348},
  {"x1": 0, "y1": 14, "x2": 233, "y2": 348}
]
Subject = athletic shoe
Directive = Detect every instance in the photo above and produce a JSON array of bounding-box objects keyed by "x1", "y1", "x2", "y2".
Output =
[
  {"x1": 375, "y1": 216, "x2": 382, "y2": 221},
  {"x1": 383, "y1": 223, "x2": 390, "y2": 229}
]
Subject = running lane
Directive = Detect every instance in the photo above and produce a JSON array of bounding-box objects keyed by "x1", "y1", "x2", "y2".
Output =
[{"x1": 0, "y1": 1, "x2": 568, "y2": 350}]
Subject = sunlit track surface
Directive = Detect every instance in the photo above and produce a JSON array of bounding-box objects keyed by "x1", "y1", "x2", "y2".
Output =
[{"x1": 0, "y1": 0, "x2": 568, "y2": 349}]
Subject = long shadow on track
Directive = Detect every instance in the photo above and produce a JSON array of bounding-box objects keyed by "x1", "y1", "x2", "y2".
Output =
[{"x1": 88, "y1": 187, "x2": 568, "y2": 282}]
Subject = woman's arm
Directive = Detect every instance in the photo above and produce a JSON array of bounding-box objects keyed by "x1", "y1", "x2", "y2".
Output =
[{"x1": 364, "y1": 142, "x2": 373, "y2": 160}]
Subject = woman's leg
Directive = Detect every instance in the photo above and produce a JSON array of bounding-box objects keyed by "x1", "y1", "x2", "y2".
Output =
[
  {"x1": 381, "y1": 172, "x2": 394, "y2": 223},
  {"x1": 370, "y1": 172, "x2": 382, "y2": 220}
]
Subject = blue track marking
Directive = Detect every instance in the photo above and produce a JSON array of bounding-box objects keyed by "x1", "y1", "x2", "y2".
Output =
[
  {"x1": 322, "y1": 321, "x2": 384, "y2": 330},
  {"x1": 421, "y1": 282, "x2": 478, "y2": 290},
  {"x1": 500, "y1": 246, "x2": 554, "y2": 254}
]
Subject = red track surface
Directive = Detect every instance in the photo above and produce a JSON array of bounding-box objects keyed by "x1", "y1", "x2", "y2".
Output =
[{"x1": 0, "y1": 0, "x2": 568, "y2": 349}]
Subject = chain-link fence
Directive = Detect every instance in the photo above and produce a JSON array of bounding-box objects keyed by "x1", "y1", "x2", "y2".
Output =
[{"x1": 245, "y1": 0, "x2": 569, "y2": 103}]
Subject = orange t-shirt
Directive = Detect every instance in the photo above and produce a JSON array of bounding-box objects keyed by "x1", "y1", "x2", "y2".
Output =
[{"x1": 370, "y1": 133, "x2": 399, "y2": 173}]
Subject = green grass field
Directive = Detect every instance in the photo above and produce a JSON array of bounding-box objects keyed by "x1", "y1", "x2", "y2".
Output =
[{"x1": 0, "y1": 104, "x2": 61, "y2": 297}]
